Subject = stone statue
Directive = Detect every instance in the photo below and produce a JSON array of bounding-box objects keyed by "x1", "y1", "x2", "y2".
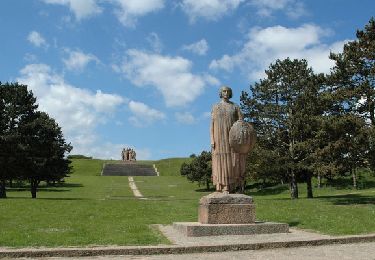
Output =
[{"x1": 210, "y1": 86, "x2": 255, "y2": 193}]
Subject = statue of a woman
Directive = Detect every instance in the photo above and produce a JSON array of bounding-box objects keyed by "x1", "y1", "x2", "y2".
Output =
[{"x1": 210, "y1": 86, "x2": 245, "y2": 193}]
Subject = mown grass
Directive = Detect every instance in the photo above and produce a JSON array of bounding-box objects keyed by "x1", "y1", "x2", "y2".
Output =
[{"x1": 0, "y1": 158, "x2": 374, "y2": 248}]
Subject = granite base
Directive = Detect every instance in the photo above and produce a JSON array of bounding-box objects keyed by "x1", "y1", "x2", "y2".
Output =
[{"x1": 173, "y1": 222, "x2": 289, "y2": 237}]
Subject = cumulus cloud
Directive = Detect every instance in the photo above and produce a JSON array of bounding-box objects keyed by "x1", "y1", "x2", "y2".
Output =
[
  {"x1": 210, "y1": 24, "x2": 347, "y2": 80},
  {"x1": 116, "y1": 49, "x2": 219, "y2": 107},
  {"x1": 182, "y1": 39, "x2": 209, "y2": 55},
  {"x1": 42, "y1": 0, "x2": 102, "y2": 20},
  {"x1": 113, "y1": 0, "x2": 165, "y2": 27},
  {"x1": 175, "y1": 112, "x2": 196, "y2": 124},
  {"x1": 128, "y1": 100, "x2": 166, "y2": 127},
  {"x1": 17, "y1": 63, "x2": 125, "y2": 157},
  {"x1": 250, "y1": 0, "x2": 307, "y2": 19},
  {"x1": 27, "y1": 31, "x2": 49, "y2": 48},
  {"x1": 63, "y1": 49, "x2": 99, "y2": 71},
  {"x1": 180, "y1": 0, "x2": 244, "y2": 23}
]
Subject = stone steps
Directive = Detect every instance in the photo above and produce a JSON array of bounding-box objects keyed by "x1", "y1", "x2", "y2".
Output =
[{"x1": 101, "y1": 163, "x2": 156, "y2": 176}]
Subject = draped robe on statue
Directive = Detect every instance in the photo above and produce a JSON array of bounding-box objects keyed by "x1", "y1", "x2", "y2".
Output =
[{"x1": 210, "y1": 100, "x2": 244, "y2": 192}]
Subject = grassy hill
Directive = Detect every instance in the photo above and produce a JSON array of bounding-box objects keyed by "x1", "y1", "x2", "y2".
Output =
[{"x1": 0, "y1": 157, "x2": 374, "y2": 248}]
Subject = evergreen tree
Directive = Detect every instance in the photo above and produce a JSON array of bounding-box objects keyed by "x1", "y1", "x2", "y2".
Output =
[
  {"x1": 241, "y1": 58, "x2": 324, "y2": 199},
  {"x1": 327, "y1": 18, "x2": 375, "y2": 182}
]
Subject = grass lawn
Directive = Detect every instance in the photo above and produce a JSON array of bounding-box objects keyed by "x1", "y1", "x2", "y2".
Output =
[{"x1": 0, "y1": 158, "x2": 374, "y2": 247}]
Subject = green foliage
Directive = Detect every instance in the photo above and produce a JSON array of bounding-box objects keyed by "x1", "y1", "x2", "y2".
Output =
[
  {"x1": 0, "y1": 82, "x2": 38, "y2": 198},
  {"x1": 242, "y1": 18, "x2": 375, "y2": 197},
  {"x1": 241, "y1": 58, "x2": 324, "y2": 199},
  {"x1": 0, "y1": 82, "x2": 72, "y2": 198},
  {"x1": 19, "y1": 112, "x2": 72, "y2": 198},
  {"x1": 328, "y1": 17, "x2": 375, "y2": 174},
  {"x1": 180, "y1": 151, "x2": 212, "y2": 190}
]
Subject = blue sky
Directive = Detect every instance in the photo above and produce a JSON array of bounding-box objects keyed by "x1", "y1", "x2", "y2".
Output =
[{"x1": 1, "y1": 0, "x2": 374, "y2": 160}]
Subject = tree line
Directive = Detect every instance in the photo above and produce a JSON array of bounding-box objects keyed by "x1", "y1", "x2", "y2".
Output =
[
  {"x1": 182, "y1": 18, "x2": 375, "y2": 199},
  {"x1": 0, "y1": 82, "x2": 72, "y2": 198}
]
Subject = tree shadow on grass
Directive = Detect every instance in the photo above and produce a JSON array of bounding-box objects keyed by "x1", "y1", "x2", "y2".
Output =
[
  {"x1": 7, "y1": 183, "x2": 83, "y2": 193},
  {"x1": 5, "y1": 197, "x2": 89, "y2": 200},
  {"x1": 317, "y1": 193, "x2": 375, "y2": 205},
  {"x1": 287, "y1": 220, "x2": 300, "y2": 227},
  {"x1": 246, "y1": 184, "x2": 289, "y2": 196},
  {"x1": 324, "y1": 179, "x2": 375, "y2": 190},
  {"x1": 36, "y1": 197, "x2": 89, "y2": 201},
  {"x1": 8, "y1": 188, "x2": 75, "y2": 193},
  {"x1": 195, "y1": 187, "x2": 216, "y2": 192}
]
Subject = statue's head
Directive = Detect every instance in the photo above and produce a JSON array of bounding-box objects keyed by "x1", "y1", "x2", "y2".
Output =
[{"x1": 219, "y1": 86, "x2": 233, "y2": 99}]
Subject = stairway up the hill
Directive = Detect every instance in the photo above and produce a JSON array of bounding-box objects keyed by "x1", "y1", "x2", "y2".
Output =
[{"x1": 101, "y1": 163, "x2": 157, "y2": 176}]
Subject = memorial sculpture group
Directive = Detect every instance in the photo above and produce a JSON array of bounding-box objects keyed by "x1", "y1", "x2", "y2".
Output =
[
  {"x1": 173, "y1": 86, "x2": 289, "y2": 236},
  {"x1": 121, "y1": 148, "x2": 136, "y2": 162}
]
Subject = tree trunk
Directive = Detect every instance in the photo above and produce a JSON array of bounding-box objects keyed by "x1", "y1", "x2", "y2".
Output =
[
  {"x1": 290, "y1": 170, "x2": 299, "y2": 199},
  {"x1": 0, "y1": 179, "x2": 6, "y2": 198},
  {"x1": 352, "y1": 169, "x2": 357, "y2": 189},
  {"x1": 306, "y1": 173, "x2": 313, "y2": 198},
  {"x1": 206, "y1": 180, "x2": 210, "y2": 191},
  {"x1": 368, "y1": 96, "x2": 375, "y2": 126},
  {"x1": 317, "y1": 174, "x2": 321, "y2": 188},
  {"x1": 30, "y1": 179, "x2": 39, "y2": 199}
]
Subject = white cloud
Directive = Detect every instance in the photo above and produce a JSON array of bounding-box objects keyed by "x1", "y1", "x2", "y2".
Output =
[
  {"x1": 147, "y1": 32, "x2": 163, "y2": 53},
  {"x1": 42, "y1": 0, "x2": 102, "y2": 20},
  {"x1": 175, "y1": 112, "x2": 196, "y2": 124},
  {"x1": 250, "y1": 0, "x2": 307, "y2": 19},
  {"x1": 17, "y1": 63, "x2": 125, "y2": 158},
  {"x1": 27, "y1": 31, "x2": 49, "y2": 48},
  {"x1": 117, "y1": 49, "x2": 219, "y2": 107},
  {"x1": 180, "y1": 0, "x2": 244, "y2": 23},
  {"x1": 113, "y1": 0, "x2": 165, "y2": 27},
  {"x1": 128, "y1": 100, "x2": 166, "y2": 127},
  {"x1": 63, "y1": 49, "x2": 99, "y2": 71},
  {"x1": 182, "y1": 39, "x2": 209, "y2": 55},
  {"x1": 210, "y1": 24, "x2": 347, "y2": 80}
]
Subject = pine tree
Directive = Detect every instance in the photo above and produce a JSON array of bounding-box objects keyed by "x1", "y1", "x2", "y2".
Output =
[
  {"x1": 241, "y1": 58, "x2": 324, "y2": 199},
  {"x1": 327, "y1": 18, "x2": 375, "y2": 182}
]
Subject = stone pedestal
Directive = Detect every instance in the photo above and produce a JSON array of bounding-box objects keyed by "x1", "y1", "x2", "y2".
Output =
[
  {"x1": 198, "y1": 192, "x2": 255, "y2": 224},
  {"x1": 173, "y1": 222, "x2": 289, "y2": 237},
  {"x1": 173, "y1": 192, "x2": 289, "y2": 237}
]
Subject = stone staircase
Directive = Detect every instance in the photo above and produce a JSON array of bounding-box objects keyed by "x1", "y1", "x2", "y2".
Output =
[{"x1": 101, "y1": 163, "x2": 157, "y2": 176}]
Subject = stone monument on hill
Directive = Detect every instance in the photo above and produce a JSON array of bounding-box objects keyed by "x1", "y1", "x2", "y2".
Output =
[
  {"x1": 173, "y1": 86, "x2": 288, "y2": 236},
  {"x1": 121, "y1": 147, "x2": 136, "y2": 162}
]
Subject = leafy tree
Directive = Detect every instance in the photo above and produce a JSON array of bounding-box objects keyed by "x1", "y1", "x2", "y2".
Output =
[
  {"x1": 19, "y1": 111, "x2": 72, "y2": 198},
  {"x1": 180, "y1": 151, "x2": 212, "y2": 190},
  {"x1": 326, "y1": 18, "x2": 375, "y2": 185},
  {"x1": 241, "y1": 58, "x2": 324, "y2": 199},
  {"x1": 0, "y1": 82, "x2": 37, "y2": 198}
]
